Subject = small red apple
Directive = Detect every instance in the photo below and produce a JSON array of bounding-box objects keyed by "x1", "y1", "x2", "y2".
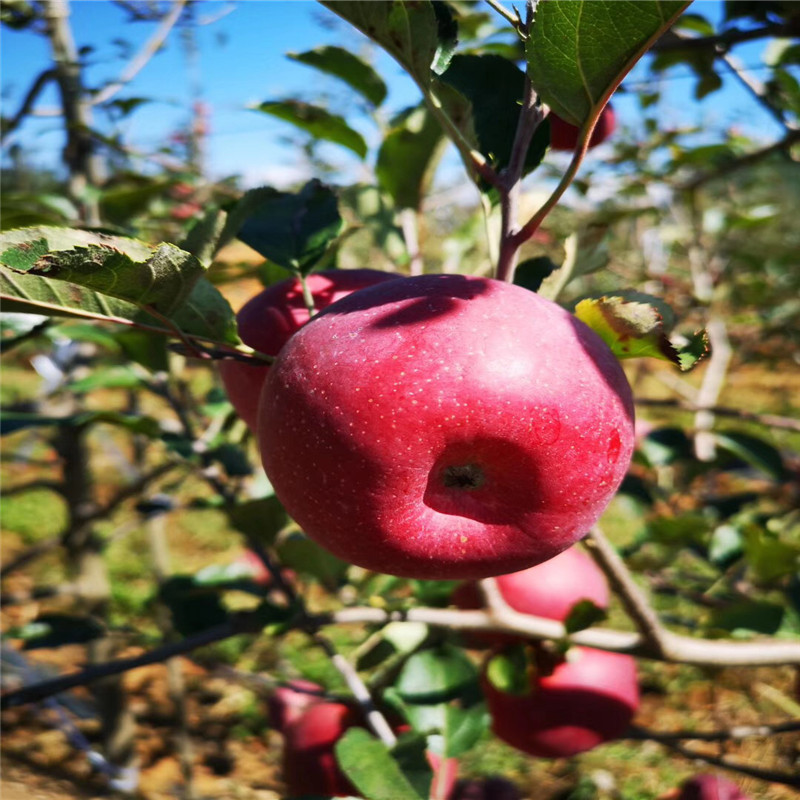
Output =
[
  {"x1": 482, "y1": 646, "x2": 639, "y2": 758},
  {"x1": 549, "y1": 104, "x2": 616, "y2": 151},
  {"x1": 282, "y1": 701, "x2": 361, "y2": 797},
  {"x1": 453, "y1": 545, "x2": 609, "y2": 635},
  {"x1": 267, "y1": 678, "x2": 325, "y2": 732},
  {"x1": 677, "y1": 774, "x2": 750, "y2": 800},
  {"x1": 232, "y1": 549, "x2": 272, "y2": 586},
  {"x1": 282, "y1": 701, "x2": 458, "y2": 798},
  {"x1": 259, "y1": 274, "x2": 634, "y2": 580},
  {"x1": 219, "y1": 269, "x2": 400, "y2": 431}
]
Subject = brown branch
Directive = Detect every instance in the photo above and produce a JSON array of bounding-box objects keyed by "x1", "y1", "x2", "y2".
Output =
[
  {"x1": 628, "y1": 719, "x2": 800, "y2": 743},
  {"x1": 0, "y1": 68, "x2": 57, "y2": 144},
  {"x1": 0, "y1": 610, "x2": 265, "y2": 711},
  {"x1": 328, "y1": 606, "x2": 800, "y2": 667},
  {"x1": 631, "y1": 725, "x2": 800, "y2": 789},
  {"x1": 584, "y1": 527, "x2": 671, "y2": 657},
  {"x1": 635, "y1": 398, "x2": 800, "y2": 433},
  {"x1": 91, "y1": 0, "x2": 188, "y2": 107}
]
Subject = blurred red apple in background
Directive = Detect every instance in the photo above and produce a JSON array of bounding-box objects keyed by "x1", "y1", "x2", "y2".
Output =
[
  {"x1": 219, "y1": 269, "x2": 400, "y2": 430},
  {"x1": 549, "y1": 104, "x2": 616, "y2": 151},
  {"x1": 267, "y1": 678, "x2": 325, "y2": 733},
  {"x1": 260, "y1": 274, "x2": 634, "y2": 580},
  {"x1": 453, "y1": 544, "x2": 609, "y2": 642},
  {"x1": 677, "y1": 774, "x2": 750, "y2": 800},
  {"x1": 482, "y1": 646, "x2": 639, "y2": 758}
]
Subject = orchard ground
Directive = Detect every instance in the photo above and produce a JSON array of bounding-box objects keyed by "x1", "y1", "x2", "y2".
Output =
[{"x1": 2, "y1": 249, "x2": 798, "y2": 799}]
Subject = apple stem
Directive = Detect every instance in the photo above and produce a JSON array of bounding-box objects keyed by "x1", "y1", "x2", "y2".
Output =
[{"x1": 297, "y1": 272, "x2": 318, "y2": 318}]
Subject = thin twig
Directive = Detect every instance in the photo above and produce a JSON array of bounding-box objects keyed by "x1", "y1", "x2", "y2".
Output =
[
  {"x1": 651, "y1": 21, "x2": 800, "y2": 53},
  {"x1": 635, "y1": 398, "x2": 800, "y2": 433},
  {"x1": 628, "y1": 719, "x2": 800, "y2": 743},
  {"x1": 484, "y1": 0, "x2": 521, "y2": 28},
  {"x1": 0, "y1": 69, "x2": 57, "y2": 143},
  {"x1": 91, "y1": 0, "x2": 188, "y2": 107}
]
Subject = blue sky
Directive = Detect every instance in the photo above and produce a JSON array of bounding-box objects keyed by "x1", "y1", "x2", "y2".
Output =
[{"x1": 0, "y1": 0, "x2": 791, "y2": 190}]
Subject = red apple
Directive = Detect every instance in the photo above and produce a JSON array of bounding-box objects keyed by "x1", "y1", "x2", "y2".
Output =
[
  {"x1": 549, "y1": 104, "x2": 616, "y2": 151},
  {"x1": 453, "y1": 545, "x2": 609, "y2": 635},
  {"x1": 282, "y1": 701, "x2": 458, "y2": 798},
  {"x1": 282, "y1": 701, "x2": 361, "y2": 797},
  {"x1": 232, "y1": 548, "x2": 272, "y2": 586},
  {"x1": 482, "y1": 646, "x2": 639, "y2": 758},
  {"x1": 219, "y1": 269, "x2": 400, "y2": 431},
  {"x1": 267, "y1": 678, "x2": 325, "y2": 732},
  {"x1": 678, "y1": 774, "x2": 749, "y2": 800},
  {"x1": 259, "y1": 274, "x2": 634, "y2": 580}
]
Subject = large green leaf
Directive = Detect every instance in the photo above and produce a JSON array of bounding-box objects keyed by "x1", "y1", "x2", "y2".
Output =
[
  {"x1": 0, "y1": 227, "x2": 204, "y2": 314},
  {"x1": 252, "y1": 100, "x2": 368, "y2": 159},
  {"x1": 438, "y1": 55, "x2": 550, "y2": 176},
  {"x1": 319, "y1": 1, "x2": 457, "y2": 84},
  {"x1": 527, "y1": 0, "x2": 691, "y2": 123},
  {"x1": 289, "y1": 45, "x2": 388, "y2": 107},
  {"x1": 334, "y1": 728, "x2": 424, "y2": 800},
  {"x1": 394, "y1": 645, "x2": 477, "y2": 704},
  {"x1": 0, "y1": 229, "x2": 238, "y2": 346},
  {"x1": 236, "y1": 181, "x2": 344, "y2": 274},
  {"x1": 376, "y1": 104, "x2": 446, "y2": 210}
]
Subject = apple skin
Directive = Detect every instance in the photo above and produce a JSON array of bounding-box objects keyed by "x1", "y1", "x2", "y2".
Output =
[
  {"x1": 282, "y1": 701, "x2": 361, "y2": 797},
  {"x1": 482, "y1": 646, "x2": 639, "y2": 758},
  {"x1": 453, "y1": 545, "x2": 609, "y2": 641},
  {"x1": 282, "y1": 701, "x2": 458, "y2": 798},
  {"x1": 219, "y1": 269, "x2": 400, "y2": 431},
  {"x1": 678, "y1": 774, "x2": 749, "y2": 800},
  {"x1": 259, "y1": 274, "x2": 634, "y2": 580},
  {"x1": 549, "y1": 104, "x2": 616, "y2": 152},
  {"x1": 267, "y1": 678, "x2": 325, "y2": 733}
]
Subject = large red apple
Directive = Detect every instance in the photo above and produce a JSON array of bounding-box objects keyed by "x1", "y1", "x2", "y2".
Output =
[
  {"x1": 453, "y1": 545, "x2": 609, "y2": 633},
  {"x1": 482, "y1": 646, "x2": 639, "y2": 758},
  {"x1": 259, "y1": 274, "x2": 634, "y2": 580},
  {"x1": 219, "y1": 269, "x2": 399, "y2": 430},
  {"x1": 549, "y1": 104, "x2": 616, "y2": 151}
]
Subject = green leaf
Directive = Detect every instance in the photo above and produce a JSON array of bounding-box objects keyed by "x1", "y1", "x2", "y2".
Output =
[
  {"x1": 69, "y1": 365, "x2": 143, "y2": 394},
  {"x1": 563, "y1": 599, "x2": 608, "y2": 634},
  {"x1": 236, "y1": 181, "x2": 344, "y2": 274},
  {"x1": 708, "y1": 600, "x2": 785, "y2": 638},
  {"x1": 527, "y1": 0, "x2": 691, "y2": 124},
  {"x1": 115, "y1": 329, "x2": 169, "y2": 372},
  {"x1": 514, "y1": 256, "x2": 557, "y2": 293},
  {"x1": 438, "y1": 55, "x2": 550, "y2": 178},
  {"x1": 574, "y1": 293, "x2": 708, "y2": 371},
  {"x1": 320, "y1": 0, "x2": 456, "y2": 85},
  {"x1": 391, "y1": 732, "x2": 434, "y2": 800},
  {"x1": 206, "y1": 443, "x2": 253, "y2": 478},
  {"x1": 484, "y1": 646, "x2": 530, "y2": 696},
  {"x1": 227, "y1": 496, "x2": 288, "y2": 548},
  {"x1": 334, "y1": 728, "x2": 424, "y2": 800},
  {"x1": 252, "y1": 100, "x2": 367, "y2": 159},
  {"x1": 0, "y1": 227, "x2": 205, "y2": 315},
  {"x1": 13, "y1": 614, "x2": 104, "y2": 650},
  {"x1": 638, "y1": 427, "x2": 693, "y2": 467},
  {"x1": 714, "y1": 431, "x2": 787, "y2": 481},
  {"x1": 159, "y1": 576, "x2": 230, "y2": 637},
  {"x1": 289, "y1": 45, "x2": 388, "y2": 107},
  {"x1": 276, "y1": 530, "x2": 349, "y2": 588},
  {"x1": 743, "y1": 526, "x2": 800, "y2": 583},
  {"x1": 355, "y1": 621, "x2": 429, "y2": 671},
  {"x1": 708, "y1": 524, "x2": 744, "y2": 567},
  {"x1": 394, "y1": 645, "x2": 477, "y2": 704},
  {"x1": 376, "y1": 104, "x2": 446, "y2": 210}
]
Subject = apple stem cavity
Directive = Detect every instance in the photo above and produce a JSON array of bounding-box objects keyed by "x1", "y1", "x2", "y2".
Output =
[{"x1": 442, "y1": 463, "x2": 486, "y2": 490}]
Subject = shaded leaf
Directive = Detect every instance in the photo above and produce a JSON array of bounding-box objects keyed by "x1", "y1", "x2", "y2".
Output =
[
  {"x1": 391, "y1": 732, "x2": 434, "y2": 800},
  {"x1": 15, "y1": 614, "x2": 105, "y2": 651},
  {"x1": 527, "y1": 0, "x2": 690, "y2": 123},
  {"x1": 236, "y1": 181, "x2": 344, "y2": 274},
  {"x1": 564, "y1": 599, "x2": 608, "y2": 634},
  {"x1": 334, "y1": 728, "x2": 424, "y2": 800},
  {"x1": 289, "y1": 45, "x2": 387, "y2": 107},
  {"x1": 252, "y1": 100, "x2": 367, "y2": 159},
  {"x1": 514, "y1": 256, "x2": 557, "y2": 293},
  {"x1": 376, "y1": 104, "x2": 445, "y2": 210},
  {"x1": 226, "y1": 496, "x2": 288, "y2": 548},
  {"x1": 439, "y1": 54, "x2": 550, "y2": 180},
  {"x1": 1, "y1": 410, "x2": 161, "y2": 437},
  {"x1": 715, "y1": 431, "x2": 787, "y2": 481},
  {"x1": 708, "y1": 600, "x2": 785, "y2": 637},
  {"x1": 276, "y1": 531, "x2": 348, "y2": 588},
  {"x1": 159, "y1": 576, "x2": 229, "y2": 637}
]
